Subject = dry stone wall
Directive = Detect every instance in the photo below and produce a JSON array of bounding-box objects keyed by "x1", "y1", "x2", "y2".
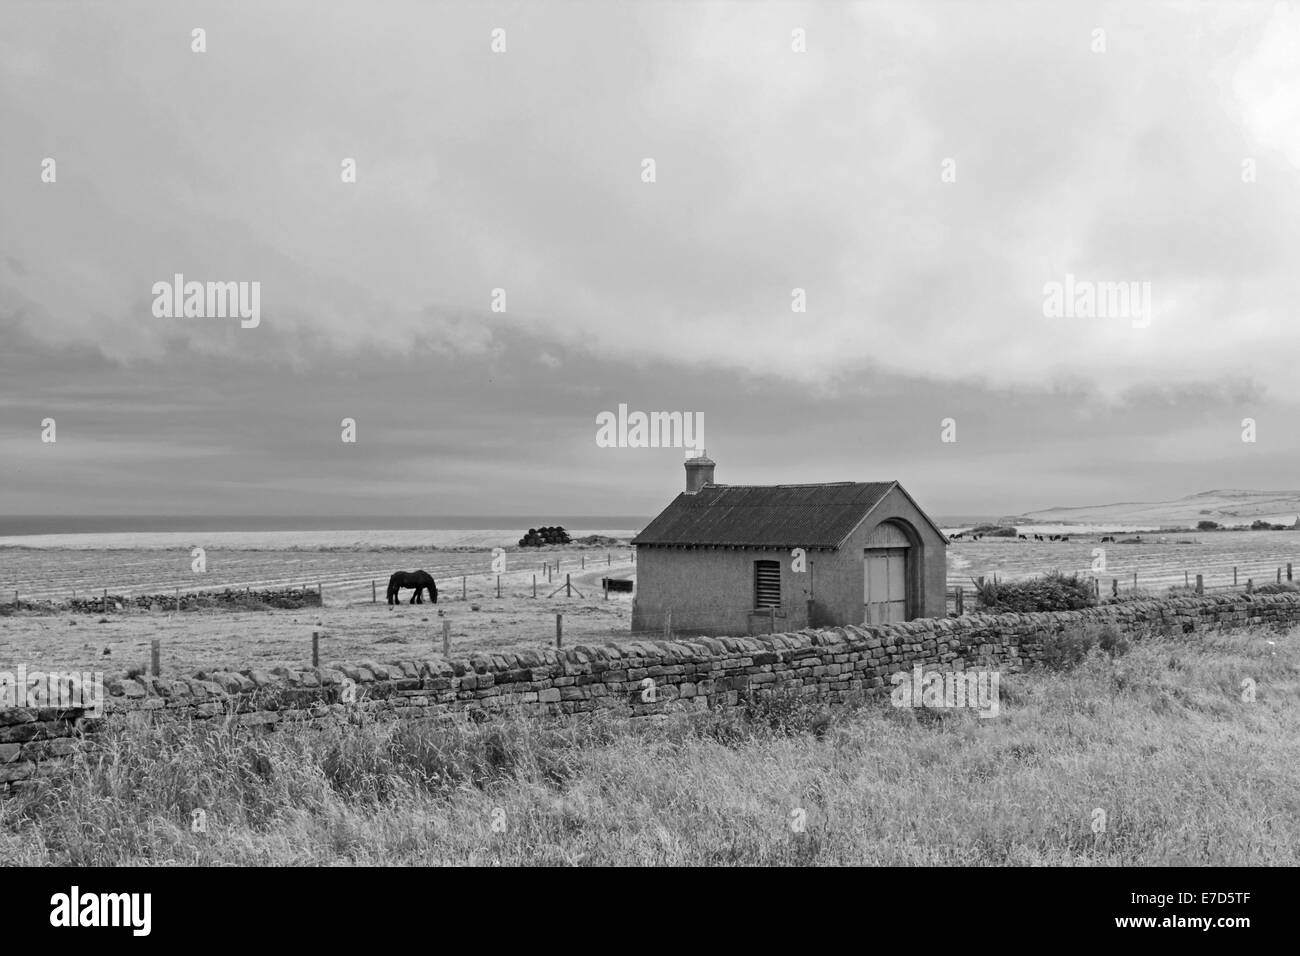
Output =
[{"x1": 4, "y1": 593, "x2": 1299, "y2": 792}]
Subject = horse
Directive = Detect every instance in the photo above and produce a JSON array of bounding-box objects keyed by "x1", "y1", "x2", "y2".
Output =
[{"x1": 387, "y1": 570, "x2": 438, "y2": 605}]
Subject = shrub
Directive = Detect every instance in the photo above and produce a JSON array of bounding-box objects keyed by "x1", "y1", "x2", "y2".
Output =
[
  {"x1": 1037, "y1": 623, "x2": 1129, "y2": 671},
  {"x1": 1095, "y1": 623, "x2": 1130, "y2": 658},
  {"x1": 971, "y1": 570, "x2": 1097, "y2": 612},
  {"x1": 1254, "y1": 581, "x2": 1300, "y2": 595},
  {"x1": 1038, "y1": 627, "x2": 1095, "y2": 671},
  {"x1": 969, "y1": 524, "x2": 1018, "y2": 537},
  {"x1": 1196, "y1": 520, "x2": 1220, "y2": 531}
]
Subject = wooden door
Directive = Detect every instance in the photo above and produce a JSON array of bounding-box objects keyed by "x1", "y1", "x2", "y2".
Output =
[{"x1": 864, "y1": 548, "x2": 908, "y2": 624}]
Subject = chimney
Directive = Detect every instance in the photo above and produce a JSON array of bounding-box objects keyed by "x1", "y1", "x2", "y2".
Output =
[{"x1": 684, "y1": 451, "x2": 715, "y2": 494}]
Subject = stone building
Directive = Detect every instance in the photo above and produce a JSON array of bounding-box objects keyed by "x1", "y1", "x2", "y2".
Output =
[{"x1": 630, "y1": 455, "x2": 948, "y2": 635}]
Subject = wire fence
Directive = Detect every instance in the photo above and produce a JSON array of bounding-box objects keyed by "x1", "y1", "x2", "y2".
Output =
[
  {"x1": 11, "y1": 549, "x2": 1300, "y2": 675},
  {"x1": 947, "y1": 560, "x2": 1297, "y2": 614},
  {"x1": 2, "y1": 549, "x2": 638, "y2": 608}
]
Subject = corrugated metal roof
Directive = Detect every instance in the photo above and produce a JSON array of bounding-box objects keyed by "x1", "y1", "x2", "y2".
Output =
[{"x1": 632, "y1": 482, "x2": 900, "y2": 549}]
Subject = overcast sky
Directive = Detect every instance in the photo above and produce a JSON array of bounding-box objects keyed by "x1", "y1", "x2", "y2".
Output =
[{"x1": 2, "y1": 1, "x2": 1298, "y2": 520}]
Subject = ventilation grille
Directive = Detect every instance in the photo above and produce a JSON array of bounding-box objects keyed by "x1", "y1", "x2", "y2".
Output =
[{"x1": 755, "y1": 560, "x2": 781, "y2": 608}]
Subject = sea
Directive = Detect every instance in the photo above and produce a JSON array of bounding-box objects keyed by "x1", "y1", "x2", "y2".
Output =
[{"x1": 0, "y1": 515, "x2": 653, "y2": 537}]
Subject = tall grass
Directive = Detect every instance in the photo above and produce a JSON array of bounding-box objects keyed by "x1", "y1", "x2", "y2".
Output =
[{"x1": 2, "y1": 625, "x2": 1297, "y2": 865}]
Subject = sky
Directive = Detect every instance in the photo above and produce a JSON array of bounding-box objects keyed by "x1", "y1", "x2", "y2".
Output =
[{"x1": 1, "y1": 0, "x2": 1299, "y2": 521}]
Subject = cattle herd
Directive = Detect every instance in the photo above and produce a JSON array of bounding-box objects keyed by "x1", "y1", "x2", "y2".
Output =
[
  {"x1": 948, "y1": 532, "x2": 1077, "y2": 542},
  {"x1": 946, "y1": 535, "x2": 1159, "y2": 541},
  {"x1": 946, "y1": 532, "x2": 1151, "y2": 544}
]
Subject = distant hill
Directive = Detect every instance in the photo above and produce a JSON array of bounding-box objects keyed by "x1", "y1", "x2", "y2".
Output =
[{"x1": 1006, "y1": 490, "x2": 1300, "y2": 528}]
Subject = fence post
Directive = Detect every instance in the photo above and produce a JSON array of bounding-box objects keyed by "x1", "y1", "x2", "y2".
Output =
[
  {"x1": 150, "y1": 639, "x2": 161, "y2": 677},
  {"x1": 556, "y1": 613, "x2": 563, "y2": 647},
  {"x1": 1289, "y1": 562, "x2": 1294, "y2": 582},
  {"x1": 1278, "y1": 568, "x2": 1283, "y2": 584},
  {"x1": 442, "y1": 619, "x2": 450, "y2": 657},
  {"x1": 496, "y1": 575, "x2": 501, "y2": 598},
  {"x1": 1234, "y1": 567, "x2": 1238, "y2": 587},
  {"x1": 608, "y1": 552, "x2": 611, "y2": 566},
  {"x1": 581, "y1": 555, "x2": 585, "y2": 569},
  {"x1": 1132, "y1": 571, "x2": 1137, "y2": 589},
  {"x1": 1112, "y1": 578, "x2": 1118, "y2": 597},
  {"x1": 565, "y1": 573, "x2": 572, "y2": 597},
  {"x1": 1195, "y1": 574, "x2": 1203, "y2": 595},
  {"x1": 462, "y1": 576, "x2": 466, "y2": 601},
  {"x1": 533, "y1": 574, "x2": 537, "y2": 598},
  {"x1": 956, "y1": 586, "x2": 964, "y2": 615},
  {"x1": 372, "y1": 580, "x2": 377, "y2": 603},
  {"x1": 1185, "y1": 571, "x2": 1189, "y2": 589},
  {"x1": 312, "y1": 631, "x2": 320, "y2": 667}
]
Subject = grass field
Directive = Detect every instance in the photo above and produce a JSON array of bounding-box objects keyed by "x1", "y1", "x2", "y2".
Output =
[
  {"x1": 4, "y1": 529, "x2": 1300, "y2": 676},
  {"x1": 0, "y1": 542, "x2": 635, "y2": 604},
  {"x1": 2, "y1": 625, "x2": 1294, "y2": 865},
  {"x1": 0, "y1": 547, "x2": 637, "y2": 676},
  {"x1": 948, "y1": 529, "x2": 1300, "y2": 592}
]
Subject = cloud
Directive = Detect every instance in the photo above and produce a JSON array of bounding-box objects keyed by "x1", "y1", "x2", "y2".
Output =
[
  {"x1": 1235, "y1": 2, "x2": 1300, "y2": 167},
  {"x1": 2, "y1": 2, "x2": 1299, "y2": 517},
  {"x1": 0, "y1": 1, "x2": 1295, "y2": 402}
]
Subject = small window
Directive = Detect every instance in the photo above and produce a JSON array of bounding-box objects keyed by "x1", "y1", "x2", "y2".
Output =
[{"x1": 755, "y1": 560, "x2": 781, "y2": 608}]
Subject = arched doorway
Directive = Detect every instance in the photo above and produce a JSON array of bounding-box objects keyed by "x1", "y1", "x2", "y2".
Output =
[{"x1": 863, "y1": 520, "x2": 920, "y2": 624}]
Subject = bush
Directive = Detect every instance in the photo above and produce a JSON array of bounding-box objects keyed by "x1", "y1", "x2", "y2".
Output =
[
  {"x1": 1037, "y1": 623, "x2": 1127, "y2": 672},
  {"x1": 1038, "y1": 628, "x2": 1095, "y2": 671},
  {"x1": 1095, "y1": 623, "x2": 1130, "y2": 658},
  {"x1": 971, "y1": 570, "x2": 1097, "y2": 612},
  {"x1": 1196, "y1": 520, "x2": 1220, "y2": 531},
  {"x1": 969, "y1": 524, "x2": 1018, "y2": 537},
  {"x1": 1254, "y1": 581, "x2": 1300, "y2": 595}
]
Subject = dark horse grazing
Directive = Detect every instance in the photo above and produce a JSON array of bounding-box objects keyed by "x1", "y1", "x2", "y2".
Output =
[{"x1": 387, "y1": 570, "x2": 438, "y2": 605}]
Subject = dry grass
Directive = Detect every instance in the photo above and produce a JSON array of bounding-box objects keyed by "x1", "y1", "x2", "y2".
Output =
[
  {"x1": 2, "y1": 624, "x2": 1297, "y2": 866},
  {"x1": 0, "y1": 576, "x2": 637, "y2": 678}
]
